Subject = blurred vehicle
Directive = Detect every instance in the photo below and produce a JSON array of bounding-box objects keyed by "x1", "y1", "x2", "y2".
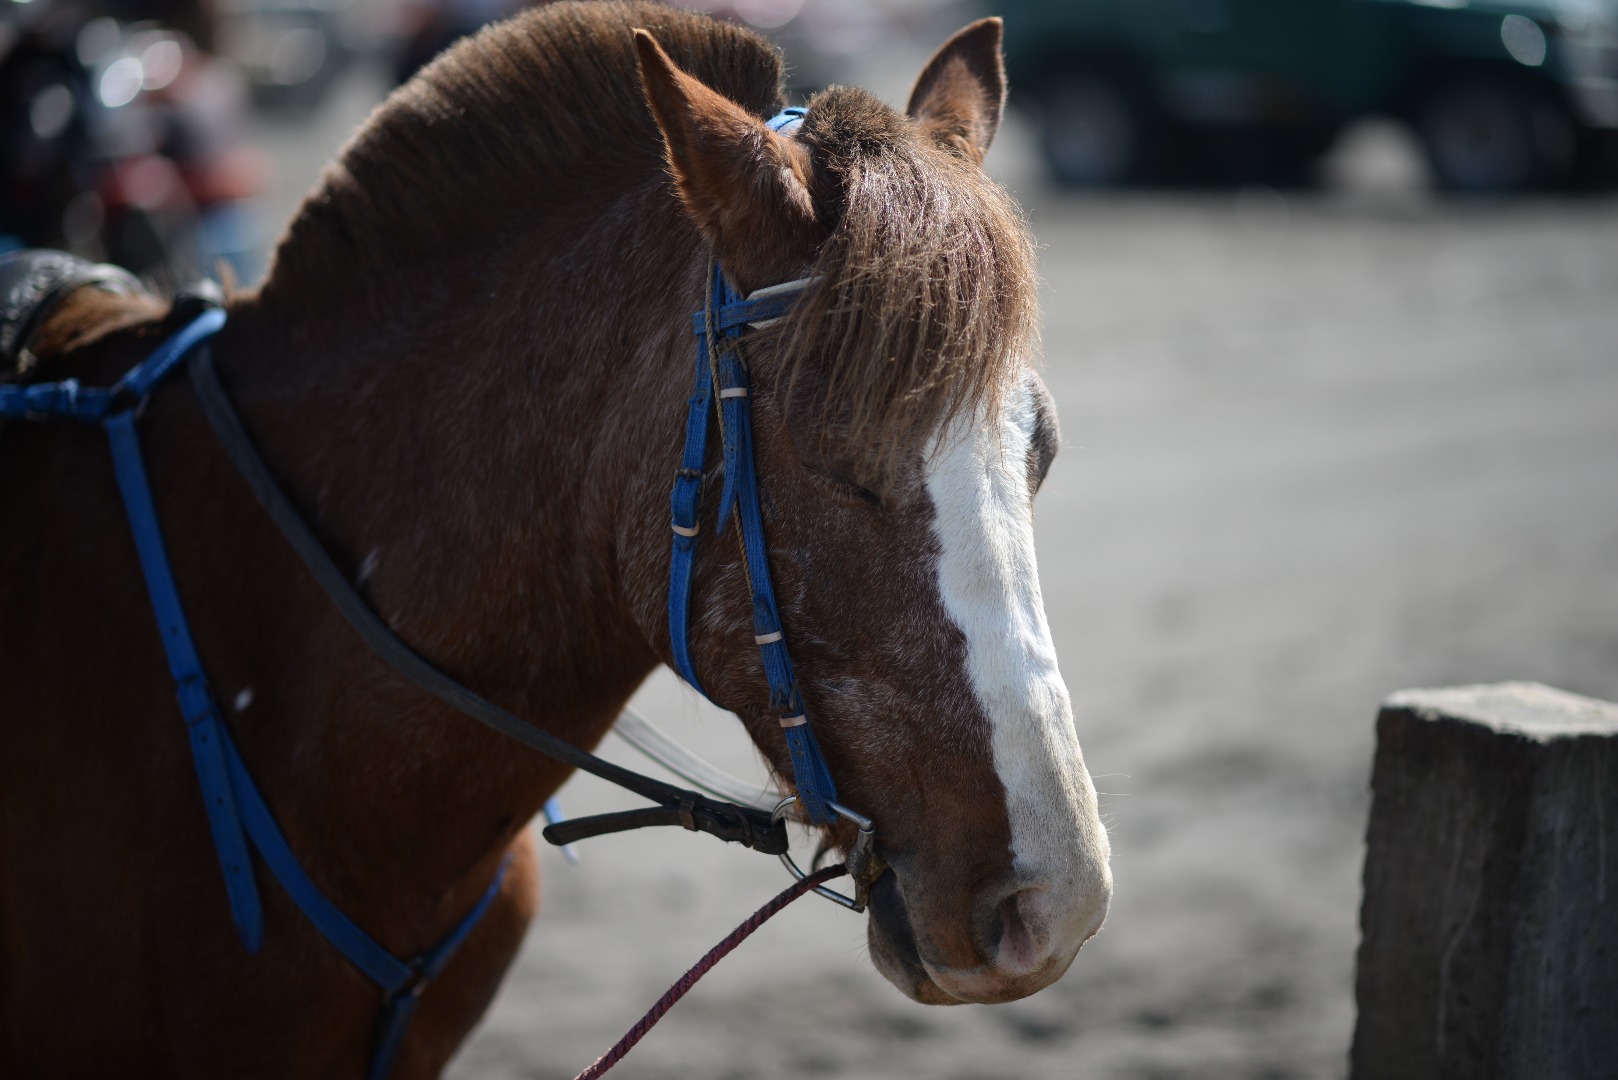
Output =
[
  {"x1": 676, "y1": 0, "x2": 971, "y2": 98},
  {"x1": 1, "y1": 1, "x2": 266, "y2": 279},
  {"x1": 215, "y1": 0, "x2": 355, "y2": 115},
  {"x1": 386, "y1": 0, "x2": 921, "y2": 97},
  {"x1": 669, "y1": 0, "x2": 878, "y2": 96},
  {"x1": 390, "y1": 0, "x2": 521, "y2": 85},
  {"x1": 995, "y1": 0, "x2": 1618, "y2": 192},
  {"x1": 100, "y1": 0, "x2": 222, "y2": 51}
]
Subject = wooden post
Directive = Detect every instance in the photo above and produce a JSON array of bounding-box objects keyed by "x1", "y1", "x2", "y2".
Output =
[{"x1": 1352, "y1": 682, "x2": 1618, "y2": 1080}]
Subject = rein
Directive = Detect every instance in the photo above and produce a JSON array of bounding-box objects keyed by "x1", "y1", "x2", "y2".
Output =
[
  {"x1": 186, "y1": 343, "x2": 787, "y2": 857},
  {"x1": 571, "y1": 862, "x2": 847, "y2": 1080}
]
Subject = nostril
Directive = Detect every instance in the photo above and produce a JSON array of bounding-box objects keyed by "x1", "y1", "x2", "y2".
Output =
[{"x1": 992, "y1": 889, "x2": 1046, "y2": 975}]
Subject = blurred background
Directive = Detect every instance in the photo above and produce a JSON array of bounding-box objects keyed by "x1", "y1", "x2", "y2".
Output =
[{"x1": 6, "y1": 0, "x2": 1615, "y2": 1076}]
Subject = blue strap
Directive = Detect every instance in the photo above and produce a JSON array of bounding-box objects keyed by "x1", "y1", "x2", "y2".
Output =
[
  {"x1": 366, "y1": 855, "x2": 511, "y2": 1080},
  {"x1": 229, "y1": 723, "x2": 510, "y2": 993},
  {"x1": 667, "y1": 260, "x2": 839, "y2": 824},
  {"x1": 667, "y1": 291, "x2": 716, "y2": 696},
  {"x1": 104, "y1": 401, "x2": 266, "y2": 952},
  {"x1": 222, "y1": 639, "x2": 512, "y2": 1080},
  {"x1": 14, "y1": 306, "x2": 509, "y2": 1078},
  {"x1": 369, "y1": 994, "x2": 425, "y2": 1080},
  {"x1": 714, "y1": 347, "x2": 838, "y2": 825},
  {"x1": 689, "y1": 295, "x2": 797, "y2": 337},
  {"x1": 665, "y1": 106, "x2": 803, "y2": 698},
  {"x1": 0, "y1": 308, "x2": 226, "y2": 423},
  {"x1": 122, "y1": 307, "x2": 229, "y2": 397},
  {"x1": 767, "y1": 106, "x2": 807, "y2": 135},
  {"x1": 220, "y1": 735, "x2": 413, "y2": 990},
  {"x1": 0, "y1": 378, "x2": 95, "y2": 421}
]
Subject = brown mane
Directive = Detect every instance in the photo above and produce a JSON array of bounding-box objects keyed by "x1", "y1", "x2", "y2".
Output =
[
  {"x1": 266, "y1": 2, "x2": 785, "y2": 303},
  {"x1": 264, "y1": 1, "x2": 1034, "y2": 467}
]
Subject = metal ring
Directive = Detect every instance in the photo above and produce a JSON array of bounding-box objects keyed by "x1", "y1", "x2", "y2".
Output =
[{"x1": 772, "y1": 796, "x2": 877, "y2": 912}]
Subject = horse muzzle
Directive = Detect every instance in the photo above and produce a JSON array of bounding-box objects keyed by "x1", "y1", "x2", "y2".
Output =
[{"x1": 865, "y1": 859, "x2": 1111, "y2": 1005}]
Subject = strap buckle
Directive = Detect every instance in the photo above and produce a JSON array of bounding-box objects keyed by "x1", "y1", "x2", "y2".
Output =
[{"x1": 386, "y1": 959, "x2": 432, "y2": 1005}]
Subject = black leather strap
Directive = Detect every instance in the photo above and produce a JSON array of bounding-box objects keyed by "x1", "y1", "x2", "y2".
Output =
[
  {"x1": 542, "y1": 800, "x2": 766, "y2": 848},
  {"x1": 186, "y1": 344, "x2": 788, "y2": 857}
]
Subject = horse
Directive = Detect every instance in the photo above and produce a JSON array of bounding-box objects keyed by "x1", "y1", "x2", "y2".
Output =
[{"x1": 0, "y1": 2, "x2": 1113, "y2": 1075}]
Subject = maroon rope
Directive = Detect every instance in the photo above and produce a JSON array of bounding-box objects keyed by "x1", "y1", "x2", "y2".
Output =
[{"x1": 571, "y1": 863, "x2": 848, "y2": 1080}]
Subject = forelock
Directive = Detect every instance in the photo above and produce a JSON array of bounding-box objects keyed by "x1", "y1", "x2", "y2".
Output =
[{"x1": 757, "y1": 86, "x2": 1039, "y2": 476}]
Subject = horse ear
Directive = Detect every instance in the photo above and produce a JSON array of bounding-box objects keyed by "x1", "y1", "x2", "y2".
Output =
[
  {"x1": 905, "y1": 17, "x2": 1007, "y2": 165},
  {"x1": 633, "y1": 29, "x2": 817, "y2": 276}
]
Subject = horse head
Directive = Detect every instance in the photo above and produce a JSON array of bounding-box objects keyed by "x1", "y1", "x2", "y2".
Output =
[
  {"x1": 630, "y1": 19, "x2": 1112, "y2": 1006},
  {"x1": 0, "y1": 6, "x2": 1115, "y2": 1072}
]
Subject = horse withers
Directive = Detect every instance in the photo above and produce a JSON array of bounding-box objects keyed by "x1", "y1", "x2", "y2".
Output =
[{"x1": 0, "y1": 2, "x2": 1112, "y2": 1074}]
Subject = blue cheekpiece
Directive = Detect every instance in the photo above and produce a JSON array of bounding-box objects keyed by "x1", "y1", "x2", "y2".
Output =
[{"x1": 666, "y1": 219, "x2": 841, "y2": 826}]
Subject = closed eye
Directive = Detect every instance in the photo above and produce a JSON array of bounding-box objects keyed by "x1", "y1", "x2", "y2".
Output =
[{"x1": 808, "y1": 469, "x2": 886, "y2": 510}]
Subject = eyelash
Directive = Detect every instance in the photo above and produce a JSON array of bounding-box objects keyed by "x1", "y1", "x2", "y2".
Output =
[{"x1": 810, "y1": 471, "x2": 884, "y2": 509}]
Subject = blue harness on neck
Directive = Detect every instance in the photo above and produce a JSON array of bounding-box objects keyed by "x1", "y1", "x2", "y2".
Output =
[{"x1": 0, "y1": 305, "x2": 508, "y2": 1080}]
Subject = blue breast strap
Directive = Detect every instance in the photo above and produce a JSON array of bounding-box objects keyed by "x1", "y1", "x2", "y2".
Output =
[
  {"x1": 2, "y1": 308, "x2": 509, "y2": 1079},
  {"x1": 667, "y1": 251, "x2": 839, "y2": 826}
]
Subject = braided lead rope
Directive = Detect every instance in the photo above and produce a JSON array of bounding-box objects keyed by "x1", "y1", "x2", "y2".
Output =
[{"x1": 571, "y1": 863, "x2": 848, "y2": 1080}]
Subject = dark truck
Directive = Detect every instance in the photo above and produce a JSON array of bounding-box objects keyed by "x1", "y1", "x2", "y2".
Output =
[{"x1": 994, "y1": 0, "x2": 1618, "y2": 191}]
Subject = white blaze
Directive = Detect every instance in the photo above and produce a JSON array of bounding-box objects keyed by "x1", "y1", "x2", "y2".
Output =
[{"x1": 924, "y1": 376, "x2": 1111, "y2": 966}]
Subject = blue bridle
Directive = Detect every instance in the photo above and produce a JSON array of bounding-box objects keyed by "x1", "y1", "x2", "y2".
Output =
[
  {"x1": 664, "y1": 105, "x2": 847, "y2": 829},
  {"x1": 669, "y1": 259, "x2": 842, "y2": 827}
]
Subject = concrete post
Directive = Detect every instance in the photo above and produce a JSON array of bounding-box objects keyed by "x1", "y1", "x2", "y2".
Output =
[{"x1": 1352, "y1": 682, "x2": 1618, "y2": 1080}]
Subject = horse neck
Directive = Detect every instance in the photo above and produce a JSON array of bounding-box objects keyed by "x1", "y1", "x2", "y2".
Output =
[{"x1": 204, "y1": 198, "x2": 695, "y2": 903}]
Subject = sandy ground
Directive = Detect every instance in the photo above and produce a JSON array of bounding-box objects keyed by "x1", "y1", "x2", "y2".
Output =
[{"x1": 247, "y1": 56, "x2": 1618, "y2": 1080}]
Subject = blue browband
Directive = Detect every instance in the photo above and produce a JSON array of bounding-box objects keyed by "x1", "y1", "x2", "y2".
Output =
[
  {"x1": 1, "y1": 306, "x2": 507, "y2": 1080},
  {"x1": 668, "y1": 258, "x2": 840, "y2": 826}
]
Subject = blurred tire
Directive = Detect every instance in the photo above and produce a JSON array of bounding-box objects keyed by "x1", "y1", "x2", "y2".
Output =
[
  {"x1": 1195, "y1": 125, "x2": 1337, "y2": 188},
  {"x1": 1571, "y1": 127, "x2": 1618, "y2": 190},
  {"x1": 1037, "y1": 71, "x2": 1160, "y2": 187},
  {"x1": 1416, "y1": 75, "x2": 1575, "y2": 193}
]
